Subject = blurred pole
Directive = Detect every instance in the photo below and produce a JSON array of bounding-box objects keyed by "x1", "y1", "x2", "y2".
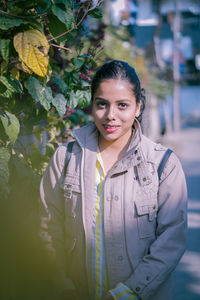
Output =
[
  {"x1": 163, "y1": 100, "x2": 173, "y2": 134},
  {"x1": 103, "y1": 0, "x2": 110, "y2": 25},
  {"x1": 173, "y1": 0, "x2": 181, "y2": 132},
  {"x1": 41, "y1": 130, "x2": 48, "y2": 155},
  {"x1": 153, "y1": 1, "x2": 172, "y2": 135},
  {"x1": 153, "y1": 0, "x2": 166, "y2": 70}
]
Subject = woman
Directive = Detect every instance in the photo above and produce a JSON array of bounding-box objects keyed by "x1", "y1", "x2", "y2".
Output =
[{"x1": 40, "y1": 60, "x2": 187, "y2": 300}]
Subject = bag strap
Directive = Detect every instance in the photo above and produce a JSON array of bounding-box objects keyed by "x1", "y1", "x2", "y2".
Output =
[
  {"x1": 158, "y1": 148, "x2": 173, "y2": 180},
  {"x1": 63, "y1": 141, "x2": 75, "y2": 177}
]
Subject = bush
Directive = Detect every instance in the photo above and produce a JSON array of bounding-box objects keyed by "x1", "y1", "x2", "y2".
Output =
[{"x1": 0, "y1": 1, "x2": 104, "y2": 298}]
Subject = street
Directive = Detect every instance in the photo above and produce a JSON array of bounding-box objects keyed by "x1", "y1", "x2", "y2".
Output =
[{"x1": 161, "y1": 127, "x2": 200, "y2": 300}]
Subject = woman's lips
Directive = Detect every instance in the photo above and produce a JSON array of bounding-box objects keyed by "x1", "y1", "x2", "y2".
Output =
[{"x1": 103, "y1": 124, "x2": 120, "y2": 133}]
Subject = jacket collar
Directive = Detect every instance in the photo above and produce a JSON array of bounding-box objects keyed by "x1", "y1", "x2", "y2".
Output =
[
  {"x1": 72, "y1": 122, "x2": 98, "y2": 152},
  {"x1": 72, "y1": 120, "x2": 149, "y2": 181}
]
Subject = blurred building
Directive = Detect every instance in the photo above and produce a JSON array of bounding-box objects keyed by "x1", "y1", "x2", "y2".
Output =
[{"x1": 108, "y1": 0, "x2": 200, "y2": 83}]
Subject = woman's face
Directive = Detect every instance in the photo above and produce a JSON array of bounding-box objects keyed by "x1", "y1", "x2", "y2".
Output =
[{"x1": 92, "y1": 79, "x2": 141, "y2": 146}]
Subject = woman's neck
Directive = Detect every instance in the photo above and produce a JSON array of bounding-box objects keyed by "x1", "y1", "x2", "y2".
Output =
[
  {"x1": 98, "y1": 130, "x2": 133, "y2": 175},
  {"x1": 98, "y1": 129, "x2": 132, "y2": 156}
]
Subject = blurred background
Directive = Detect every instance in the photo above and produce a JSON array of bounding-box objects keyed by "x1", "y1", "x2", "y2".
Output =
[
  {"x1": 0, "y1": 0, "x2": 200, "y2": 299},
  {"x1": 105, "y1": 2, "x2": 200, "y2": 300}
]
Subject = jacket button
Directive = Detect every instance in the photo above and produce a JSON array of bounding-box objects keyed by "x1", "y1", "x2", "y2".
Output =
[
  {"x1": 134, "y1": 149, "x2": 138, "y2": 154},
  {"x1": 137, "y1": 156, "x2": 141, "y2": 161},
  {"x1": 146, "y1": 276, "x2": 150, "y2": 281},
  {"x1": 118, "y1": 255, "x2": 123, "y2": 261},
  {"x1": 136, "y1": 287, "x2": 140, "y2": 292},
  {"x1": 114, "y1": 195, "x2": 119, "y2": 201},
  {"x1": 143, "y1": 177, "x2": 146, "y2": 182}
]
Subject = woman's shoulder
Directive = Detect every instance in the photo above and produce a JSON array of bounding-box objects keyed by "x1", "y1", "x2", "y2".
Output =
[
  {"x1": 141, "y1": 135, "x2": 167, "y2": 159},
  {"x1": 140, "y1": 134, "x2": 181, "y2": 170},
  {"x1": 49, "y1": 143, "x2": 69, "y2": 172}
]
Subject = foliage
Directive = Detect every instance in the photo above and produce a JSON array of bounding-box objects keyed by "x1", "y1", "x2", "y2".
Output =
[
  {"x1": 0, "y1": 0, "x2": 104, "y2": 196},
  {"x1": 0, "y1": 1, "x2": 104, "y2": 297}
]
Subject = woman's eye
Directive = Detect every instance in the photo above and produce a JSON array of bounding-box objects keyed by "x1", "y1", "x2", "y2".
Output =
[
  {"x1": 119, "y1": 103, "x2": 127, "y2": 109},
  {"x1": 97, "y1": 101, "x2": 107, "y2": 108}
]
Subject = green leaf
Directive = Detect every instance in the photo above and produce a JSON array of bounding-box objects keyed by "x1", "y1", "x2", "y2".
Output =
[
  {"x1": 55, "y1": 0, "x2": 71, "y2": 6},
  {"x1": 0, "y1": 111, "x2": 20, "y2": 144},
  {"x1": 46, "y1": 142, "x2": 55, "y2": 157},
  {"x1": 29, "y1": 143, "x2": 44, "y2": 169},
  {"x1": 76, "y1": 90, "x2": 91, "y2": 108},
  {"x1": 27, "y1": 77, "x2": 53, "y2": 111},
  {"x1": 68, "y1": 92, "x2": 78, "y2": 109},
  {"x1": 68, "y1": 90, "x2": 90, "y2": 109},
  {"x1": 0, "y1": 17, "x2": 28, "y2": 30},
  {"x1": 51, "y1": 4, "x2": 75, "y2": 29},
  {"x1": 9, "y1": 78, "x2": 23, "y2": 94},
  {"x1": 10, "y1": 0, "x2": 37, "y2": 9},
  {"x1": 0, "y1": 147, "x2": 10, "y2": 200},
  {"x1": 52, "y1": 93, "x2": 67, "y2": 116},
  {"x1": 88, "y1": 8, "x2": 103, "y2": 19},
  {"x1": 53, "y1": 77, "x2": 68, "y2": 93},
  {"x1": 48, "y1": 14, "x2": 68, "y2": 43},
  {"x1": 36, "y1": 0, "x2": 51, "y2": 14},
  {"x1": 0, "y1": 76, "x2": 16, "y2": 98},
  {"x1": 0, "y1": 39, "x2": 10, "y2": 61},
  {"x1": 71, "y1": 58, "x2": 84, "y2": 68},
  {"x1": 81, "y1": 80, "x2": 91, "y2": 87}
]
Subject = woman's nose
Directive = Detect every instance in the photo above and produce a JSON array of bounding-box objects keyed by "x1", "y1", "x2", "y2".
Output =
[{"x1": 106, "y1": 106, "x2": 116, "y2": 120}]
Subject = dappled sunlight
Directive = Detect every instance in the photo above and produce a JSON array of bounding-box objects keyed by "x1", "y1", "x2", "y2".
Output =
[
  {"x1": 188, "y1": 199, "x2": 200, "y2": 228},
  {"x1": 188, "y1": 200, "x2": 200, "y2": 210},
  {"x1": 178, "y1": 251, "x2": 200, "y2": 295},
  {"x1": 188, "y1": 212, "x2": 200, "y2": 228}
]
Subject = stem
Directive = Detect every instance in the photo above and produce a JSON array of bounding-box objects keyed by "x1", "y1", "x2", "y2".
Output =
[
  {"x1": 48, "y1": 2, "x2": 91, "y2": 42},
  {"x1": 50, "y1": 43, "x2": 72, "y2": 53},
  {"x1": 75, "y1": 3, "x2": 86, "y2": 23},
  {"x1": 48, "y1": 29, "x2": 72, "y2": 42}
]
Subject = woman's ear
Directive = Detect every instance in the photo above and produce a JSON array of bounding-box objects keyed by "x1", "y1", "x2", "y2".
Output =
[{"x1": 135, "y1": 102, "x2": 141, "y2": 118}]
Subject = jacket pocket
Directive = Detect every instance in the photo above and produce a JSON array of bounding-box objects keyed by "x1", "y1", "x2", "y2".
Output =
[
  {"x1": 135, "y1": 200, "x2": 158, "y2": 238},
  {"x1": 61, "y1": 174, "x2": 81, "y2": 217},
  {"x1": 61, "y1": 175, "x2": 82, "y2": 239}
]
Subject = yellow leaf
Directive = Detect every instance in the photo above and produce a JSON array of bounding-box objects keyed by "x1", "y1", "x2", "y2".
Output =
[
  {"x1": 21, "y1": 61, "x2": 33, "y2": 74},
  {"x1": 13, "y1": 29, "x2": 50, "y2": 77},
  {"x1": 16, "y1": 62, "x2": 33, "y2": 74},
  {"x1": 10, "y1": 68, "x2": 20, "y2": 80}
]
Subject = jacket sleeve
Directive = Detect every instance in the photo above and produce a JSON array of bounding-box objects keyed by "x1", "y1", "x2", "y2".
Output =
[
  {"x1": 39, "y1": 145, "x2": 69, "y2": 290},
  {"x1": 124, "y1": 153, "x2": 187, "y2": 300}
]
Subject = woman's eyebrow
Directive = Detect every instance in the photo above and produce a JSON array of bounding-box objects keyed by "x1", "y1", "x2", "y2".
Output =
[
  {"x1": 95, "y1": 97, "x2": 131, "y2": 102},
  {"x1": 94, "y1": 97, "x2": 108, "y2": 102}
]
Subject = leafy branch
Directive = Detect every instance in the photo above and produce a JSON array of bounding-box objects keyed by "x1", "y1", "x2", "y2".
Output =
[{"x1": 48, "y1": 2, "x2": 91, "y2": 42}]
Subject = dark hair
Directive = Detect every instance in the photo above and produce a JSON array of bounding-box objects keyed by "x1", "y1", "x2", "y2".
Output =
[{"x1": 91, "y1": 60, "x2": 146, "y2": 122}]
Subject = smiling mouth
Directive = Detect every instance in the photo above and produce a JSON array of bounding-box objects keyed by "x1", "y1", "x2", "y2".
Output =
[{"x1": 103, "y1": 124, "x2": 120, "y2": 132}]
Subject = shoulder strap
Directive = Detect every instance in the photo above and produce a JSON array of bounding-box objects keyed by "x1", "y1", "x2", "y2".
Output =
[
  {"x1": 158, "y1": 148, "x2": 173, "y2": 180},
  {"x1": 63, "y1": 141, "x2": 75, "y2": 177}
]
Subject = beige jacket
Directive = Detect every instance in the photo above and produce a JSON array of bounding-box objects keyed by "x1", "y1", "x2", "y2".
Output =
[{"x1": 40, "y1": 121, "x2": 187, "y2": 300}]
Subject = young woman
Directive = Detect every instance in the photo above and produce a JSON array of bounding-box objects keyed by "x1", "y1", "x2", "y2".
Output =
[{"x1": 40, "y1": 60, "x2": 187, "y2": 300}]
